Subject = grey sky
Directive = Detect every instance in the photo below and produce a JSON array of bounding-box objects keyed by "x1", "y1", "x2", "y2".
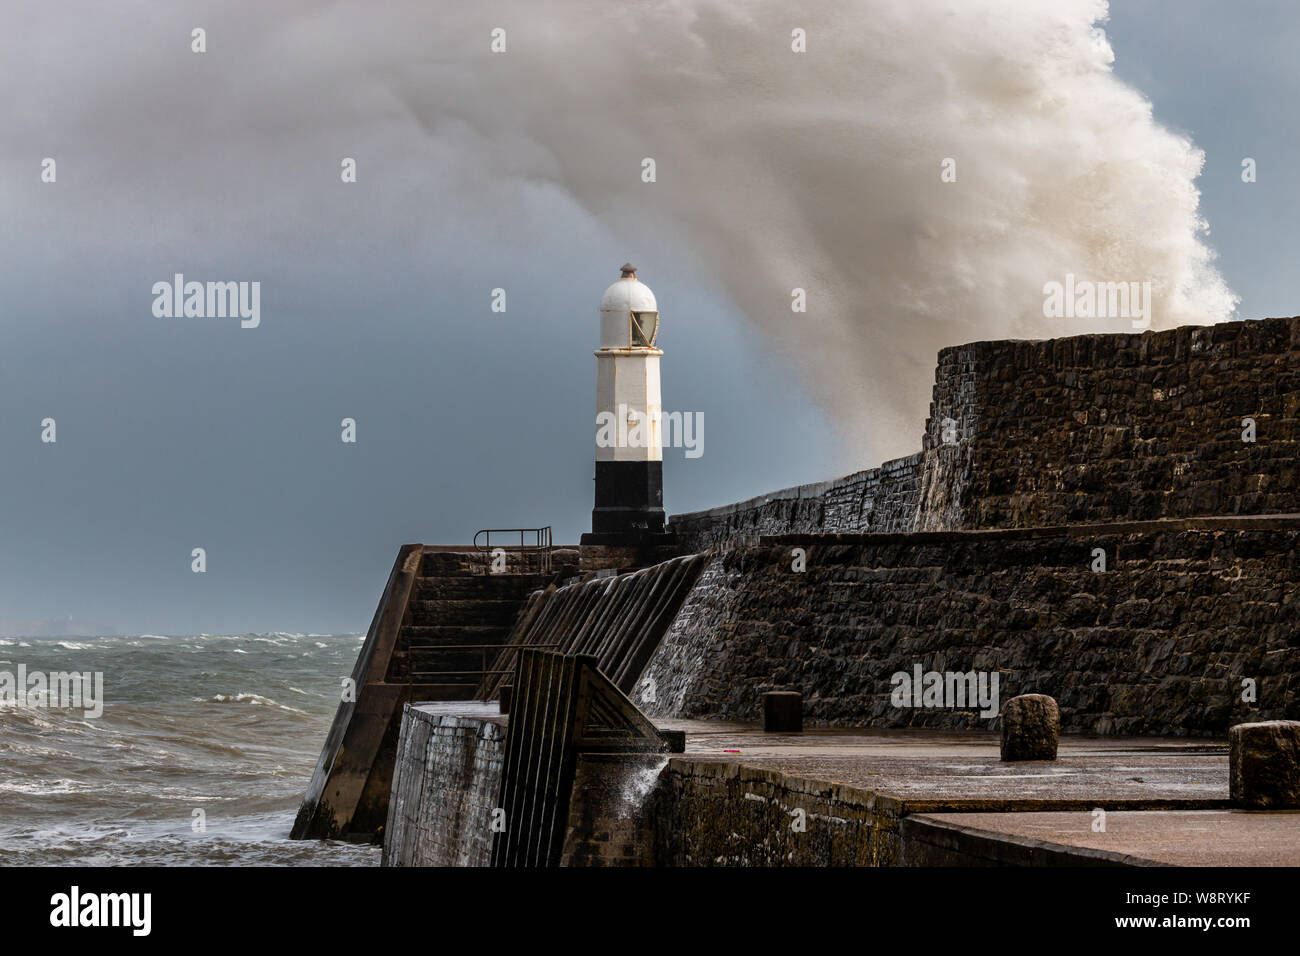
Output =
[{"x1": 2, "y1": 1, "x2": 1296, "y2": 636}]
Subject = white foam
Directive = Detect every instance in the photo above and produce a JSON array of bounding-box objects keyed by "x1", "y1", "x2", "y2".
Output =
[{"x1": 378, "y1": 0, "x2": 1236, "y2": 461}]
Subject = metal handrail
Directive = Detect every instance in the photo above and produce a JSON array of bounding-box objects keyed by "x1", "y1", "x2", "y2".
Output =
[
  {"x1": 473, "y1": 526, "x2": 552, "y2": 552},
  {"x1": 472, "y1": 526, "x2": 553, "y2": 574}
]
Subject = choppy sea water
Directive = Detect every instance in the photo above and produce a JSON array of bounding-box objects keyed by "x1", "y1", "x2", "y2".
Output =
[{"x1": 0, "y1": 633, "x2": 379, "y2": 866}]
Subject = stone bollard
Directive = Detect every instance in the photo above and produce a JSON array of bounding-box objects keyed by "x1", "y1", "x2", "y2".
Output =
[
  {"x1": 1229, "y1": 720, "x2": 1300, "y2": 809},
  {"x1": 499, "y1": 685, "x2": 512, "y2": 715},
  {"x1": 762, "y1": 691, "x2": 803, "y2": 733},
  {"x1": 1000, "y1": 694, "x2": 1060, "y2": 761}
]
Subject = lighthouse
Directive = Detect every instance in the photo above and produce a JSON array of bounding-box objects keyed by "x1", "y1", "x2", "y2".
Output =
[{"x1": 582, "y1": 264, "x2": 668, "y2": 543}]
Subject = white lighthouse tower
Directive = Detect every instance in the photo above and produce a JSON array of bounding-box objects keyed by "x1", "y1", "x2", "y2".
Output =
[{"x1": 583, "y1": 264, "x2": 667, "y2": 542}]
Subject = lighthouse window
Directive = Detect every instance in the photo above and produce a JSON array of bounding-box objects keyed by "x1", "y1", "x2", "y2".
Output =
[{"x1": 630, "y1": 310, "x2": 659, "y2": 347}]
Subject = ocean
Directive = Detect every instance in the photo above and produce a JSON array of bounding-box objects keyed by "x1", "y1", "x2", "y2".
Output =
[{"x1": 0, "y1": 633, "x2": 379, "y2": 866}]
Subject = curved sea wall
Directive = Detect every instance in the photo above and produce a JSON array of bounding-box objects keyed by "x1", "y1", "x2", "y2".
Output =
[{"x1": 669, "y1": 453, "x2": 924, "y2": 551}]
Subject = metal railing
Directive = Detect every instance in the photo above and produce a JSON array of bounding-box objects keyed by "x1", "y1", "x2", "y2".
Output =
[
  {"x1": 408, "y1": 642, "x2": 560, "y2": 687},
  {"x1": 473, "y1": 526, "x2": 553, "y2": 574}
]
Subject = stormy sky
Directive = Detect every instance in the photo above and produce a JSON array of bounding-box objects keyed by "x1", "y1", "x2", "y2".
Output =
[{"x1": 2, "y1": 1, "x2": 1298, "y2": 636}]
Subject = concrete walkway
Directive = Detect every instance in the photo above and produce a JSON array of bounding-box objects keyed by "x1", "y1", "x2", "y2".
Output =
[
  {"x1": 658, "y1": 720, "x2": 1229, "y2": 808},
  {"x1": 906, "y1": 809, "x2": 1300, "y2": 866}
]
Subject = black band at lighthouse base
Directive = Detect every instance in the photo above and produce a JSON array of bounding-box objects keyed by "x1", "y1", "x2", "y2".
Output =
[{"x1": 588, "y1": 460, "x2": 665, "y2": 534}]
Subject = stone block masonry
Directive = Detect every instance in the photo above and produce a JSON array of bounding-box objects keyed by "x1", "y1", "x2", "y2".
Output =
[
  {"x1": 670, "y1": 453, "x2": 923, "y2": 551},
  {"x1": 321, "y1": 316, "x2": 1300, "y2": 866},
  {"x1": 669, "y1": 317, "x2": 1300, "y2": 543},
  {"x1": 382, "y1": 704, "x2": 505, "y2": 867},
  {"x1": 954, "y1": 318, "x2": 1300, "y2": 529},
  {"x1": 653, "y1": 760, "x2": 898, "y2": 866},
  {"x1": 642, "y1": 518, "x2": 1300, "y2": 735},
  {"x1": 560, "y1": 754, "x2": 668, "y2": 866},
  {"x1": 382, "y1": 705, "x2": 1243, "y2": 866}
]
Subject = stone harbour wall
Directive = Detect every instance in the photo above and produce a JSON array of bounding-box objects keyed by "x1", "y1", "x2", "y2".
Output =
[
  {"x1": 670, "y1": 453, "x2": 924, "y2": 551},
  {"x1": 382, "y1": 705, "x2": 504, "y2": 866},
  {"x1": 652, "y1": 760, "x2": 898, "y2": 866},
  {"x1": 560, "y1": 754, "x2": 668, "y2": 867},
  {"x1": 642, "y1": 519, "x2": 1300, "y2": 736},
  {"x1": 955, "y1": 318, "x2": 1300, "y2": 528},
  {"x1": 668, "y1": 318, "x2": 1300, "y2": 543}
]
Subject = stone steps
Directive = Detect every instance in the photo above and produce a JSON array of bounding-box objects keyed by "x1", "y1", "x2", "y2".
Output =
[
  {"x1": 407, "y1": 646, "x2": 501, "y2": 679},
  {"x1": 406, "y1": 599, "x2": 526, "y2": 627},
  {"x1": 295, "y1": 542, "x2": 568, "y2": 842},
  {"x1": 387, "y1": 566, "x2": 556, "y2": 683},
  {"x1": 413, "y1": 574, "x2": 552, "y2": 602},
  {"x1": 419, "y1": 551, "x2": 560, "y2": 577},
  {"x1": 400, "y1": 624, "x2": 513, "y2": 642}
]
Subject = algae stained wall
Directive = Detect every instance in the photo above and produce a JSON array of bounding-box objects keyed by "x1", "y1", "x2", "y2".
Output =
[
  {"x1": 382, "y1": 705, "x2": 505, "y2": 867},
  {"x1": 641, "y1": 523, "x2": 1300, "y2": 735}
]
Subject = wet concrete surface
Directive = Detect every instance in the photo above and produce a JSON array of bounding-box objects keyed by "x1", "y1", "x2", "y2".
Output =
[
  {"x1": 413, "y1": 701, "x2": 505, "y2": 723},
  {"x1": 656, "y1": 720, "x2": 1229, "y2": 808},
  {"x1": 908, "y1": 809, "x2": 1300, "y2": 866},
  {"x1": 420, "y1": 707, "x2": 1289, "y2": 863}
]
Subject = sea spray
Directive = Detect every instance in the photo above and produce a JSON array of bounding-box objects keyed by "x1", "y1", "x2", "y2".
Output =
[
  {"x1": 613, "y1": 755, "x2": 670, "y2": 820},
  {"x1": 3, "y1": 1, "x2": 1236, "y2": 465},
  {"x1": 384, "y1": 0, "x2": 1237, "y2": 459}
]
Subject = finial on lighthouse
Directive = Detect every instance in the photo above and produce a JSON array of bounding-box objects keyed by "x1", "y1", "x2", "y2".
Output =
[{"x1": 620, "y1": 263, "x2": 637, "y2": 278}]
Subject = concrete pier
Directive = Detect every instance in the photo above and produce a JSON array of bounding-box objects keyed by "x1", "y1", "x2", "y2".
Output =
[{"x1": 381, "y1": 706, "x2": 1300, "y2": 867}]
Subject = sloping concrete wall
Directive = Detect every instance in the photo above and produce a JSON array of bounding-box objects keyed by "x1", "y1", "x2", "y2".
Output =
[{"x1": 294, "y1": 546, "x2": 562, "y2": 841}]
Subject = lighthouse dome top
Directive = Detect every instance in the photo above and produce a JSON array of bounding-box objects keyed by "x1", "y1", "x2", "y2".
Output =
[{"x1": 600, "y1": 265, "x2": 657, "y2": 313}]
